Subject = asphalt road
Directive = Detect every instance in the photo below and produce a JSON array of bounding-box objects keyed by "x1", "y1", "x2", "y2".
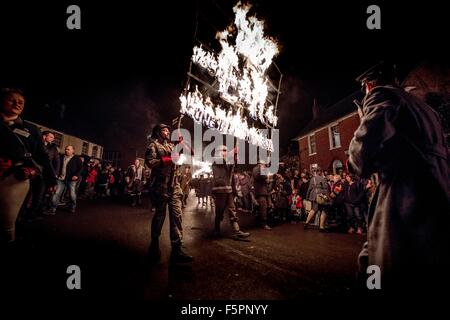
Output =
[{"x1": 2, "y1": 192, "x2": 365, "y2": 300}]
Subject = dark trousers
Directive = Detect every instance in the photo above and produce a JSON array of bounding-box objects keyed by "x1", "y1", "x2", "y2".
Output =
[
  {"x1": 345, "y1": 203, "x2": 363, "y2": 229},
  {"x1": 256, "y1": 195, "x2": 271, "y2": 224},
  {"x1": 27, "y1": 177, "x2": 46, "y2": 217},
  {"x1": 214, "y1": 193, "x2": 239, "y2": 228},
  {"x1": 150, "y1": 188, "x2": 183, "y2": 246}
]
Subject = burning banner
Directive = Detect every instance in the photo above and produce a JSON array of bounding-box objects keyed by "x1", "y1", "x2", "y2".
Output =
[{"x1": 180, "y1": 2, "x2": 282, "y2": 152}]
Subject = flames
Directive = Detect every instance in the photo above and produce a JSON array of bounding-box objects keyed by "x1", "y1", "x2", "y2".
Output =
[{"x1": 180, "y1": 2, "x2": 280, "y2": 151}]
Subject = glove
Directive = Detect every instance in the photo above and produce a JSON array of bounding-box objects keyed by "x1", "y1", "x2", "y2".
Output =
[
  {"x1": 13, "y1": 167, "x2": 39, "y2": 180},
  {"x1": 162, "y1": 156, "x2": 173, "y2": 166}
]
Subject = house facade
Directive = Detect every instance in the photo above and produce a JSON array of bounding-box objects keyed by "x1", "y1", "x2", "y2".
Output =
[
  {"x1": 293, "y1": 91, "x2": 363, "y2": 174},
  {"x1": 293, "y1": 61, "x2": 450, "y2": 174},
  {"x1": 29, "y1": 121, "x2": 104, "y2": 160}
]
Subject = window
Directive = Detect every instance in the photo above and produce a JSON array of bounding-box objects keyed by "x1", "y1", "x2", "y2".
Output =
[
  {"x1": 308, "y1": 134, "x2": 316, "y2": 155},
  {"x1": 92, "y1": 146, "x2": 98, "y2": 158},
  {"x1": 329, "y1": 124, "x2": 341, "y2": 149},
  {"x1": 53, "y1": 132, "x2": 63, "y2": 148},
  {"x1": 332, "y1": 159, "x2": 343, "y2": 174},
  {"x1": 82, "y1": 142, "x2": 89, "y2": 155}
]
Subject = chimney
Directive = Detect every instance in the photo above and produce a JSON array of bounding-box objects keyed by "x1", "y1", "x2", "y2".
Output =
[{"x1": 312, "y1": 98, "x2": 320, "y2": 120}]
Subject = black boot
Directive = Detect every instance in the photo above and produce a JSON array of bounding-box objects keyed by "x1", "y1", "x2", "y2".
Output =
[
  {"x1": 213, "y1": 220, "x2": 221, "y2": 238},
  {"x1": 170, "y1": 243, "x2": 193, "y2": 263},
  {"x1": 147, "y1": 238, "x2": 161, "y2": 261}
]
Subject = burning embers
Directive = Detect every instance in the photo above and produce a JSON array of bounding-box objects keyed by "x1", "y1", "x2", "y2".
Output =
[{"x1": 180, "y1": 2, "x2": 280, "y2": 151}]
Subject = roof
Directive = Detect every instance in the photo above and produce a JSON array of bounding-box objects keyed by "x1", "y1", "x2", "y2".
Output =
[{"x1": 293, "y1": 90, "x2": 364, "y2": 140}]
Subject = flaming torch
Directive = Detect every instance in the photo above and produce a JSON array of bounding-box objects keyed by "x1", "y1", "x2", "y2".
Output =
[{"x1": 180, "y1": 1, "x2": 282, "y2": 152}]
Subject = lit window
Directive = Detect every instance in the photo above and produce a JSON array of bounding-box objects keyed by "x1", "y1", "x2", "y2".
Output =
[
  {"x1": 308, "y1": 134, "x2": 316, "y2": 155},
  {"x1": 82, "y1": 142, "x2": 89, "y2": 155},
  {"x1": 53, "y1": 132, "x2": 63, "y2": 148},
  {"x1": 329, "y1": 124, "x2": 341, "y2": 149},
  {"x1": 92, "y1": 146, "x2": 98, "y2": 158}
]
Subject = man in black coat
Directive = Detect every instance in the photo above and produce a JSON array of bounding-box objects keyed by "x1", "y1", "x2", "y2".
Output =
[
  {"x1": 46, "y1": 145, "x2": 82, "y2": 214},
  {"x1": 27, "y1": 130, "x2": 61, "y2": 219},
  {"x1": 348, "y1": 62, "x2": 450, "y2": 293}
]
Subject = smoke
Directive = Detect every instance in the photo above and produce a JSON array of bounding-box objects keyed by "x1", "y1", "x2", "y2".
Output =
[
  {"x1": 93, "y1": 83, "x2": 161, "y2": 166},
  {"x1": 275, "y1": 73, "x2": 311, "y2": 150}
]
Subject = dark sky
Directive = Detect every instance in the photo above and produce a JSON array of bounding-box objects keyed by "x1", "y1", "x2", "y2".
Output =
[{"x1": 0, "y1": 0, "x2": 448, "y2": 162}]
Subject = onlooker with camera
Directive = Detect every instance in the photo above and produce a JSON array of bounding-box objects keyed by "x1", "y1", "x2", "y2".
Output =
[{"x1": 0, "y1": 88, "x2": 57, "y2": 248}]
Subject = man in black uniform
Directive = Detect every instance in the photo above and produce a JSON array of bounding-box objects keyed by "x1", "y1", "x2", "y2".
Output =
[
  {"x1": 349, "y1": 62, "x2": 450, "y2": 293},
  {"x1": 145, "y1": 124, "x2": 193, "y2": 263},
  {"x1": 0, "y1": 88, "x2": 57, "y2": 247}
]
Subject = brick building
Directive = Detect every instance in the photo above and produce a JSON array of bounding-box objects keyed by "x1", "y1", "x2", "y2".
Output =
[
  {"x1": 293, "y1": 61, "x2": 450, "y2": 174},
  {"x1": 293, "y1": 91, "x2": 363, "y2": 174}
]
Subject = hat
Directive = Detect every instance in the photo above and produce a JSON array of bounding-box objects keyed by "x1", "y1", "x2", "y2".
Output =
[
  {"x1": 355, "y1": 61, "x2": 396, "y2": 84},
  {"x1": 151, "y1": 123, "x2": 171, "y2": 139}
]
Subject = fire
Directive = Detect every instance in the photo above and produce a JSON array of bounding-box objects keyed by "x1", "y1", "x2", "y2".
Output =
[
  {"x1": 181, "y1": 1, "x2": 280, "y2": 150},
  {"x1": 180, "y1": 86, "x2": 273, "y2": 151}
]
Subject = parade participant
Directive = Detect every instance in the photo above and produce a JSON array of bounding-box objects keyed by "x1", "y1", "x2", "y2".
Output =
[
  {"x1": 145, "y1": 124, "x2": 193, "y2": 263},
  {"x1": 125, "y1": 159, "x2": 145, "y2": 206},
  {"x1": 349, "y1": 62, "x2": 450, "y2": 292},
  {"x1": 252, "y1": 160, "x2": 273, "y2": 230},
  {"x1": 211, "y1": 145, "x2": 250, "y2": 240},
  {"x1": 180, "y1": 166, "x2": 192, "y2": 208}
]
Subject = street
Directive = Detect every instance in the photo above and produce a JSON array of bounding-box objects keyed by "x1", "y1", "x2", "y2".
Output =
[{"x1": 3, "y1": 192, "x2": 365, "y2": 300}]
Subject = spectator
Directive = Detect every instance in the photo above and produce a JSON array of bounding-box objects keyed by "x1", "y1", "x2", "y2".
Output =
[
  {"x1": 0, "y1": 88, "x2": 56, "y2": 247},
  {"x1": 304, "y1": 168, "x2": 330, "y2": 232},
  {"x1": 27, "y1": 130, "x2": 60, "y2": 220},
  {"x1": 343, "y1": 174, "x2": 365, "y2": 235},
  {"x1": 45, "y1": 145, "x2": 82, "y2": 214},
  {"x1": 288, "y1": 189, "x2": 303, "y2": 224}
]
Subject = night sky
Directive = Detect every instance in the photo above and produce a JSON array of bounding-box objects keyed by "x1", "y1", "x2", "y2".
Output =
[{"x1": 1, "y1": 0, "x2": 448, "y2": 162}]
